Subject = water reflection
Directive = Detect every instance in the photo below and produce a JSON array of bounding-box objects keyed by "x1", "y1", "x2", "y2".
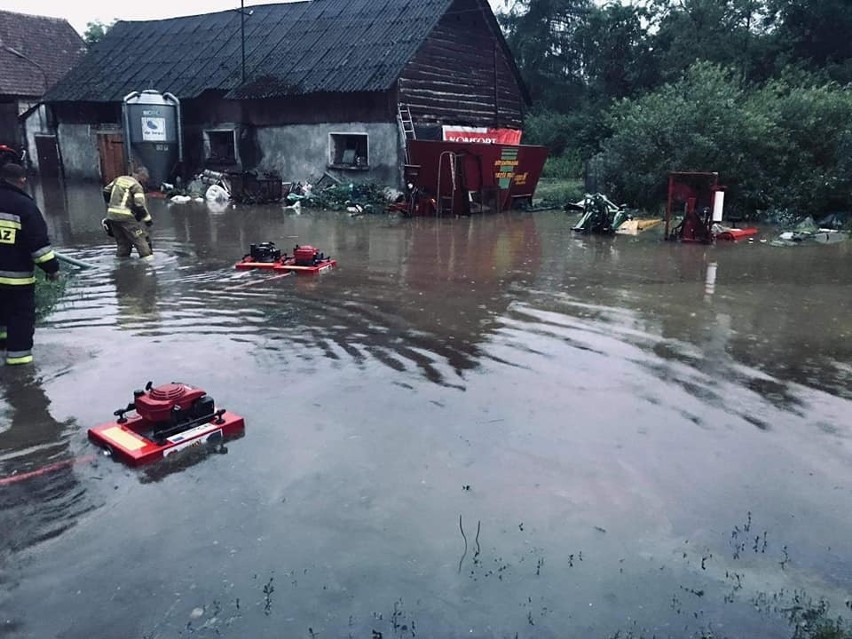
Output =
[
  {"x1": 537, "y1": 230, "x2": 850, "y2": 403},
  {"x1": 23, "y1": 177, "x2": 849, "y2": 410},
  {"x1": 0, "y1": 369, "x2": 92, "y2": 555},
  {"x1": 113, "y1": 261, "x2": 160, "y2": 328},
  {"x1": 45, "y1": 200, "x2": 544, "y2": 386},
  {"x1": 27, "y1": 179, "x2": 852, "y2": 404}
]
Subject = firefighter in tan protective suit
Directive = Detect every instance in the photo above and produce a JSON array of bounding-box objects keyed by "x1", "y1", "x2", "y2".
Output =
[{"x1": 103, "y1": 167, "x2": 153, "y2": 260}]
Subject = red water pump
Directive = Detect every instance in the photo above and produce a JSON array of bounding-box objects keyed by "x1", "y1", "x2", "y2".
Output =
[
  {"x1": 132, "y1": 381, "x2": 213, "y2": 428},
  {"x1": 293, "y1": 244, "x2": 322, "y2": 266},
  {"x1": 88, "y1": 381, "x2": 245, "y2": 466}
]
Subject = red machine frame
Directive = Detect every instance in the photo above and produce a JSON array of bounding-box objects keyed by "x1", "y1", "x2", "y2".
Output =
[
  {"x1": 664, "y1": 172, "x2": 759, "y2": 243},
  {"x1": 664, "y1": 172, "x2": 723, "y2": 243}
]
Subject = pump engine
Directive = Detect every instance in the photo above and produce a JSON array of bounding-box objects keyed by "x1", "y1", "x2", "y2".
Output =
[
  {"x1": 88, "y1": 381, "x2": 246, "y2": 466},
  {"x1": 293, "y1": 244, "x2": 324, "y2": 266},
  {"x1": 248, "y1": 242, "x2": 282, "y2": 263},
  {"x1": 128, "y1": 382, "x2": 216, "y2": 442}
]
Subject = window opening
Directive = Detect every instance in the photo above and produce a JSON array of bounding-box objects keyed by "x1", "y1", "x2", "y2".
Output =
[{"x1": 329, "y1": 133, "x2": 368, "y2": 169}]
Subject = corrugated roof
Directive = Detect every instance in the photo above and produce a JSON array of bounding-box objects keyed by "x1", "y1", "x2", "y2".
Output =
[
  {"x1": 0, "y1": 10, "x2": 86, "y2": 98},
  {"x1": 45, "y1": 0, "x2": 457, "y2": 103}
]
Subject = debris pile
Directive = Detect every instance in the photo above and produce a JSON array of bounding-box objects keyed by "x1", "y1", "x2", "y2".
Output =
[
  {"x1": 165, "y1": 168, "x2": 398, "y2": 215},
  {"x1": 567, "y1": 193, "x2": 634, "y2": 234},
  {"x1": 770, "y1": 214, "x2": 850, "y2": 246}
]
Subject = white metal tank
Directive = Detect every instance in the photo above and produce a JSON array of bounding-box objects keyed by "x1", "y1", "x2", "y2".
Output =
[{"x1": 122, "y1": 90, "x2": 183, "y2": 189}]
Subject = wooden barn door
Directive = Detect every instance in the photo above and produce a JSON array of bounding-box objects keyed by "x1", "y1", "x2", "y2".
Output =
[{"x1": 97, "y1": 133, "x2": 125, "y2": 185}]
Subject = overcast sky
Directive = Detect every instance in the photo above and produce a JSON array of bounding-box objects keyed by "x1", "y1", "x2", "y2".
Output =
[{"x1": 6, "y1": 0, "x2": 510, "y2": 36}]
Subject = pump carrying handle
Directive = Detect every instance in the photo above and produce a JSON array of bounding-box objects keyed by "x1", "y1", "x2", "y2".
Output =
[{"x1": 113, "y1": 403, "x2": 136, "y2": 423}]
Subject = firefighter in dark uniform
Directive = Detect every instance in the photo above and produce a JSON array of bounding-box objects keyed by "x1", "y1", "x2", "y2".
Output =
[
  {"x1": 103, "y1": 167, "x2": 154, "y2": 260},
  {"x1": 0, "y1": 163, "x2": 60, "y2": 366}
]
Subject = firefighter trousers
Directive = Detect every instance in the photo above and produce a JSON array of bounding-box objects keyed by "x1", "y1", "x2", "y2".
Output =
[
  {"x1": 110, "y1": 218, "x2": 153, "y2": 259},
  {"x1": 0, "y1": 284, "x2": 36, "y2": 365}
]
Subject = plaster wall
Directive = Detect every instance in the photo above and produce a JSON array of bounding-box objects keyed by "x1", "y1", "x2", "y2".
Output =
[{"x1": 255, "y1": 121, "x2": 402, "y2": 188}]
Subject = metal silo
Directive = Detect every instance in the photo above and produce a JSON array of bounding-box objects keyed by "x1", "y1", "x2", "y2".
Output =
[{"x1": 122, "y1": 90, "x2": 183, "y2": 189}]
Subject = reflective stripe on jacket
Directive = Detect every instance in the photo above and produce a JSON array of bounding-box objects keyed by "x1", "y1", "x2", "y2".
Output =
[
  {"x1": 103, "y1": 176, "x2": 152, "y2": 223},
  {"x1": 0, "y1": 181, "x2": 59, "y2": 286}
]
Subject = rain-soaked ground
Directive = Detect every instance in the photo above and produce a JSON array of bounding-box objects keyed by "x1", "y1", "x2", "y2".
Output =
[{"x1": 1, "y1": 178, "x2": 850, "y2": 639}]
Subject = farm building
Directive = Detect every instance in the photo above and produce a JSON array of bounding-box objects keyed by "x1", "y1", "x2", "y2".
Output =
[
  {"x1": 0, "y1": 9, "x2": 85, "y2": 175},
  {"x1": 43, "y1": 0, "x2": 531, "y2": 191}
]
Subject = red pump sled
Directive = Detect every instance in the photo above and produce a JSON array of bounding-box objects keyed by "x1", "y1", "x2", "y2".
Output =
[
  {"x1": 235, "y1": 242, "x2": 336, "y2": 274},
  {"x1": 88, "y1": 382, "x2": 245, "y2": 467}
]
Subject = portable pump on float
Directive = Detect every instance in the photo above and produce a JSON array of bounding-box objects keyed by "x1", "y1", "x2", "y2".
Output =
[
  {"x1": 235, "y1": 242, "x2": 337, "y2": 273},
  {"x1": 88, "y1": 381, "x2": 245, "y2": 466}
]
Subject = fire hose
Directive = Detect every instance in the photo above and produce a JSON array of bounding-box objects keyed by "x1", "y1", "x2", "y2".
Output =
[{"x1": 54, "y1": 251, "x2": 99, "y2": 270}]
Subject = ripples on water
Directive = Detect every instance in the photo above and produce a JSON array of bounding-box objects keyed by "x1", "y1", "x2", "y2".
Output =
[
  {"x1": 2, "y1": 187, "x2": 850, "y2": 637},
  {"x1": 31, "y1": 207, "x2": 852, "y2": 467}
]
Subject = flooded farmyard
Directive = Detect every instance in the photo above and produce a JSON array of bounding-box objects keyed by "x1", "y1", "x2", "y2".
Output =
[{"x1": 1, "y1": 180, "x2": 850, "y2": 638}]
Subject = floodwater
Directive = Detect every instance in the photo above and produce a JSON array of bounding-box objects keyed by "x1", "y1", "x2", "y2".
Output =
[{"x1": 1, "y1": 179, "x2": 850, "y2": 639}]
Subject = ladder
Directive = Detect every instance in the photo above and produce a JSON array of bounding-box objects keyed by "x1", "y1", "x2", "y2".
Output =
[{"x1": 397, "y1": 103, "x2": 416, "y2": 140}]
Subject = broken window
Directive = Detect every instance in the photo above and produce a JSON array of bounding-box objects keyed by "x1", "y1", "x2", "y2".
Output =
[
  {"x1": 204, "y1": 129, "x2": 237, "y2": 165},
  {"x1": 329, "y1": 133, "x2": 368, "y2": 169}
]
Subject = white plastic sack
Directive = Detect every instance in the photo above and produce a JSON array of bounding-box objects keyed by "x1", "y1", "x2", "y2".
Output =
[{"x1": 205, "y1": 184, "x2": 230, "y2": 203}]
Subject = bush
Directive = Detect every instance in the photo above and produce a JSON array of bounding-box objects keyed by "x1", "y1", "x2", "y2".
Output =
[
  {"x1": 542, "y1": 150, "x2": 584, "y2": 180},
  {"x1": 595, "y1": 61, "x2": 852, "y2": 216},
  {"x1": 535, "y1": 178, "x2": 585, "y2": 208}
]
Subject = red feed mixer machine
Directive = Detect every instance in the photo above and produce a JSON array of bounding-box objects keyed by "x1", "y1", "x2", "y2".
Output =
[{"x1": 88, "y1": 381, "x2": 245, "y2": 466}]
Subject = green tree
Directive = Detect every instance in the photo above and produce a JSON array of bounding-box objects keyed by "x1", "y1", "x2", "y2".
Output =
[
  {"x1": 596, "y1": 61, "x2": 852, "y2": 215},
  {"x1": 496, "y1": 0, "x2": 594, "y2": 111},
  {"x1": 498, "y1": 1, "x2": 656, "y2": 163},
  {"x1": 596, "y1": 62, "x2": 776, "y2": 211},
  {"x1": 578, "y1": 2, "x2": 659, "y2": 101},
  {"x1": 765, "y1": 0, "x2": 852, "y2": 83},
  {"x1": 83, "y1": 20, "x2": 114, "y2": 46},
  {"x1": 749, "y1": 72, "x2": 852, "y2": 211},
  {"x1": 648, "y1": 0, "x2": 774, "y2": 84}
]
